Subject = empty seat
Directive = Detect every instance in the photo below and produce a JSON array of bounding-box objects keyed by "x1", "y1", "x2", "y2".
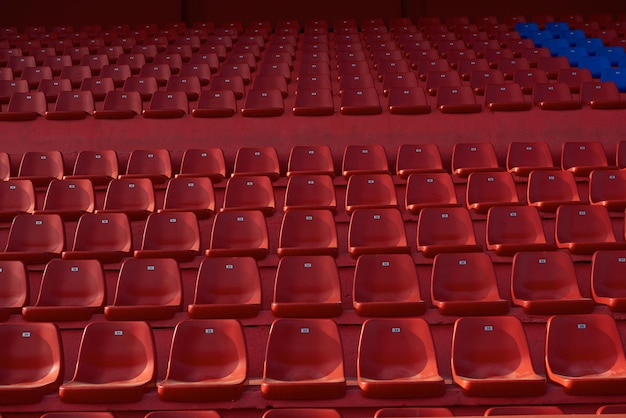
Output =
[
  {"x1": 348, "y1": 208, "x2": 410, "y2": 258},
  {"x1": 64, "y1": 150, "x2": 118, "y2": 187},
  {"x1": 165, "y1": 75, "x2": 201, "y2": 101},
  {"x1": 59, "y1": 321, "x2": 156, "y2": 403},
  {"x1": 41, "y1": 413, "x2": 116, "y2": 418},
  {"x1": 45, "y1": 91, "x2": 95, "y2": 120},
  {"x1": 80, "y1": 77, "x2": 115, "y2": 101},
  {"x1": 0, "y1": 322, "x2": 63, "y2": 403},
  {"x1": 100, "y1": 63, "x2": 133, "y2": 87},
  {"x1": 425, "y1": 70, "x2": 462, "y2": 96},
  {"x1": 287, "y1": 145, "x2": 335, "y2": 177},
  {"x1": 0, "y1": 80, "x2": 28, "y2": 105},
  {"x1": 188, "y1": 256, "x2": 261, "y2": 318},
  {"x1": 278, "y1": 209, "x2": 338, "y2": 257},
  {"x1": 358, "y1": 318, "x2": 444, "y2": 398},
  {"x1": 209, "y1": 76, "x2": 245, "y2": 100},
  {"x1": 511, "y1": 251, "x2": 593, "y2": 314},
  {"x1": 0, "y1": 179, "x2": 36, "y2": 222},
  {"x1": 232, "y1": 146, "x2": 280, "y2": 181},
  {"x1": 513, "y1": 69, "x2": 549, "y2": 94},
  {"x1": 382, "y1": 72, "x2": 419, "y2": 96},
  {"x1": 396, "y1": 144, "x2": 445, "y2": 179},
  {"x1": 452, "y1": 315, "x2": 545, "y2": 396},
  {"x1": 597, "y1": 405, "x2": 626, "y2": 415},
  {"x1": 387, "y1": 86, "x2": 431, "y2": 115},
  {"x1": 0, "y1": 214, "x2": 64, "y2": 264},
  {"x1": 207, "y1": 210, "x2": 269, "y2": 259},
  {"x1": 34, "y1": 178, "x2": 95, "y2": 221},
  {"x1": 222, "y1": 175, "x2": 276, "y2": 216},
  {"x1": 176, "y1": 148, "x2": 226, "y2": 183},
  {"x1": 159, "y1": 177, "x2": 215, "y2": 219},
  {"x1": 405, "y1": 172, "x2": 458, "y2": 215},
  {"x1": 558, "y1": 68, "x2": 593, "y2": 94},
  {"x1": 261, "y1": 318, "x2": 346, "y2": 399},
  {"x1": 104, "y1": 258, "x2": 182, "y2": 320},
  {"x1": 339, "y1": 88, "x2": 382, "y2": 115},
  {"x1": 431, "y1": 252, "x2": 509, "y2": 316},
  {"x1": 142, "y1": 91, "x2": 188, "y2": 118},
  {"x1": 123, "y1": 76, "x2": 158, "y2": 101},
  {"x1": 62, "y1": 213, "x2": 132, "y2": 263},
  {"x1": 96, "y1": 178, "x2": 155, "y2": 220},
  {"x1": 466, "y1": 171, "x2": 521, "y2": 214},
  {"x1": 527, "y1": 170, "x2": 581, "y2": 212},
  {"x1": 134, "y1": 211, "x2": 200, "y2": 262},
  {"x1": 38, "y1": 79, "x2": 72, "y2": 103},
  {"x1": 581, "y1": 81, "x2": 626, "y2": 109},
  {"x1": 139, "y1": 63, "x2": 172, "y2": 86},
  {"x1": 21, "y1": 259, "x2": 105, "y2": 321},
  {"x1": 561, "y1": 141, "x2": 612, "y2": 177},
  {"x1": 469, "y1": 70, "x2": 505, "y2": 95},
  {"x1": 263, "y1": 409, "x2": 340, "y2": 418},
  {"x1": 589, "y1": 169, "x2": 626, "y2": 211},
  {"x1": 506, "y1": 141, "x2": 556, "y2": 177},
  {"x1": 486, "y1": 189, "x2": 544, "y2": 244},
  {"x1": 0, "y1": 259, "x2": 27, "y2": 321},
  {"x1": 556, "y1": 204, "x2": 626, "y2": 255},
  {"x1": 484, "y1": 406, "x2": 563, "y2": 416},
  {"x1": 416, "y1": 206, "x2": 482, "y2": 257},
  {"x1": 241, "y1": 89, "x2": 284, "y2": 117},
  {"x1": 591, "y1": 250, "x2": 626, "y2": 312},
  {"x1": 437, "y1": 85, "x2": 482, "y2": 113},
  {"x1": 272, "y1": 255, "x2": 342, "y2": 317},
  {"x1": 59, "y1": 65, "x2": 92, "y2": 88},
  {"x1": 157, "y1": 319, "x2": 247, "y2": 401},
  {"x1": 0, "y1": 91, "x2": 47, "y2": 121},
  {"x1": 374, "y1": 408, "x2": 453, "y2": 417},
  {"x1": 451, "y1": 142, "x2": 501, "y2": 178},
  {"x1": 93, "y1": 91, "x2": 142, "y2": 119},
  {"x1": 292, "y1": 89, "x2": 334, "y2": 116},
  {"x1": 145, "y1": 412, "x2": 220, "y2": 418},
  {"x1": 13, "y1": 150, "x2": 64, "y2": 188},
  {"x1": 532, "y1": 82, "x2": 583, "y2": 110},
  {"x1": 345, "y1": 173, "x2": 398, "y2": 215},
  {"x1": 342, "y1": 144, "x2": 389, "y2": 179},
  {"x1": 192, "y1": 90, "x2": 237, "y2": 117},
  {"x1": 546, "y1": 314, "x2": 626, "y2": 395},
  {"x1": 283, "y1": 174, "x2": 337, "y2": 213},
  {"x1": 484, "y1": 83, "x2": 532, "y2": 111}
]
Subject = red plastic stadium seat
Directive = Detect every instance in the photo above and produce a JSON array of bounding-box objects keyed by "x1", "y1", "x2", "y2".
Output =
[
  {"x1": 387, "y1": 86, "x2": 431, "y2": 115},
  {"x1": 342, "y1": 144, "x2": 390, "y2": 179},
  {"x1": 64, "y1": 150, "x2": 118, "y2": 187},
  {"x1": 374, "y1": 408, "x2": 453, "y2": 417},
  {"x1": 484, "y1": 406, "x2": 563, "y2": 416},
  {"x1": 59, "y1": 321, "x2": 156, "y2": 403},
  {"x1": 558, "y1": 68, "x2": 593, "y2": 94},
  {"x1": 591, "y1": 250, "x2": 626, "y2": 312},
  {"x1": 452, "y1": 316, "x2": 545, "y2": 396},
  {"x1": 0, "y1": 260, "x2": 28, "y2": 321},
  {"x1": 134, "y1": 211, "x2": 200, "y2": 261},
  {"x1": 59, "y1": 65, "x2": 92, "y2": 88},
  {"x1": 416, "y1": 206, "x2": 482, "y2": 257},
  {"x1": 159, "y1": 177, "x2": 215, "y2": 219},
  {"x1": 382, "y1": 72, "x2": 419, "y2": 96},
  {"x1": 340, "y1": 88, "x2": 382, "y2": 115},
  {"x1": 506, "y1": 141, "x2": 557, "y2": 177},
  {"x1": 484, "y1": 83, "x2": 532, "y2": 111},
  {"x1": 62, "y1": 213, "x2": 132, "y2": 263},
  {"x1": 348, "y1": 208, "x2": 410, "y2": 258},
  {"x1": 104, "y1": 258, "x2": 182, "y2": 320},
  {"x1": 533, "y1": 82, "x2": 583, "y2": 110},
  {"x1": 0, "y1": 214, "x2": 64, "y2": 264},
  {"x1": 157, "y1": 319, "x2": 247, "y2": 401},
  {"x1": 142, "y1": 91, "x2": 188, "y2": 118},
  {"x1": 145, "y1": 412, "x2": 220, "y2": 418},
  {"x1": 339, "y1": 74, "x2": 375, "y2": 95},
  {"x1": 100, "y1": 64, "x2": 132, "y2": 87},
  {"x1": 538, "y1": 56, "x2": 570, "y2": 79},
  {"x1": 0, "y1": 180, "x2": 36, "y2": 222},
  {"x1": 219, "y1": 63, "x2": 251, "y2": 85},
  {"x1": 272, "y1": 255, "x2": 342, "y2": 317},
  {"x1": 580, "y1": 81, "x2": 626, "y2": 109},
  {"x1": 176, "y1": 148, "x2": 226, "y2": 182},
  {"x1": 527, "y1": 170, "x2": 581, "y2": 212},
  {"x1": 287, "y1": 145, "x2": 334, "y2": 177},
  {"x1": 253, "y1": 75, "x2": 288, "y2": 98},
  {"x1": 451, "y1": 142, "x2": 501, "y2": 178},
  {"x1": 511, "y1": 251, "x2": 593, "y2": 314},
  {"x1": 546, "y1": 314, "x2": 626, "y2": 395},
  {"x1": 21, "y1": 259, "x2": 105, "y2": 321},
  {"x1": 561, "y1": 141, "x2": 613, "y2": 177},
  {"x1": 358, "y1": 318, "x2": 444, "y2": 398},
  {"x1": 353, "y1": 253, "x2": 424, "y2": 317},
  {"x1": 118, "y1": 53, "x2": 147, "y2": 74},
  {"x1": 232, "y1": 146, "x2": 280, "y2": 181},
  {"x1": 192, "y1": 90, "x2": 237, "y2": 117},
  {"x1": 123, "y1": 76, "x2": 158, "y2": 101},
  {"x1": 0, "y1": 92, "x2": 47, "y2": 121},
  {"x1": 466, "y1": 171, "x2": 521, "y2": 214},
  {"x1": 405, "y1": 172, "x2": 459, "y2": 215},
  {"x1": 139, "y1": 63, "x2": 172, "y2": 86},
  {"x1": 209, "y1": 76, "x2": 245, "y2": 100},
  {"x1": 278, "y1": 209, "x2": 338, "y2": 257},
  {"x1": 292, "y1": 89, "x2": 334, "y2": 116},
  {"x1": 6, "y1": 55, "x2": 35, "y2": 77},
  {"x1": 345, "y1": 173, "x2": 398, "y2": 215},
  {"x1": 93, "y1": 91, "x2": 142, "y2": 119},
  {"x1": 263, "y1": 409, "x2": 341, "y2": 418},
  {"x1": 43, "y1": 55, "x2": 72, "y2": 76},
  {"x1": 396, "y1": 144, "x2": 445, "y2": 179},
  {"x1": 38, "y1": 79, "x2": 72, "y2": 103},
  {"x1": 207, "y1": 210, "x2": 269, "y2": 259},
  {"x1": 486, "y1": 206, "x2": 554, "y2": 256},
  {"x1": 555, "y1": 204, "x2": 626, "y2": 254},
  {"x1": 188, "y1": 256, "x2": 261, "y2": 318},
  {"x1": 42, "y1": 413, "x2": 116, "y2": 418},
  {"x1": 425, "y1": 70, "x2": 462, "y2": 96},
  {"x1": 222, "y1": 175, "x2": 276, "y2": 216},
  {"x1": 180, "y1": 62, "x2": 212, "y2": 85},
  {"x1": 45, "y1": 90, "x2": 95, "y2": 120},
  {"x1": 18, "y1": 65, "x2": 52, "y2": 89},
  {"x1": 33, "y1": 178, "x2": 94, "y2": 221},
  {"x1": 513, "y1": 69, "x2": 549, "y2": 94},
  {"x1": 80, "y1": 77, "x2": 115, "y2": 101},
  {"x1": 96, "y1": 178, "x2": 155, "y2": 220},
  {"x1": 469, "y1": 70, "x2": 505, "y2": 95},
  {"x1": 431, "y1": 252, "x2": 509, "y2": 316},
  {"x1": 166, "y1": 75, "x2": 201, "y2": 101},
  {"x1": 0, "y1": 322, "x2": 63, "y2": 404},
  {"x1": 120, "y1": 148, "x2": 172, "y2": 185},
  {"x1": 261, "y1": 318, "x2": 346, "y2": 399},
  {"x1": 589, "y1": 169, "x2": 626, "y2": 211},
  {"x1": 283, "y1": 175, "x2": 337, "y2": 213}
]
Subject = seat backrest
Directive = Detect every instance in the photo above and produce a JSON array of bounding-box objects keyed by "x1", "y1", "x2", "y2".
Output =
[
  {"x1": 33, "y1": 258, "x2": 105, "y2": 308},
  {"x1": 161, "y1": 177, "x2": 215, "y2": 218},
  {"x1": 5, "y1": 213, "x2": 65, "y2": 255},
  {"x1": 67, "y1": 149, "x2": 119, "y2": 186},
  {"x1": 112, "y1": 258, "x2": 182, "y2": 308},
  {"x1": 69, "y1": 212, "x2": 132, "y2": 254},
  {"x1": 177, "y1": 148, "x2": 226, "y2": 182}
]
